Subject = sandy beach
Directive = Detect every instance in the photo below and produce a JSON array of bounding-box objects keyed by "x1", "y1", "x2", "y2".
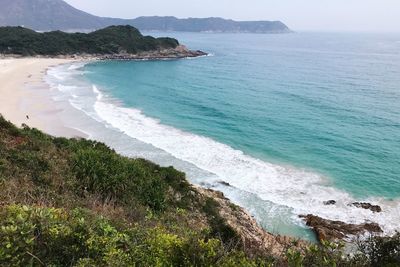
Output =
[{"x1": 0, "y1": 58, "x2": 85, "y2": 137}]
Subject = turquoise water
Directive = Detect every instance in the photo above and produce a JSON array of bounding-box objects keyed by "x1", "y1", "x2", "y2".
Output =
[
  {"x1": 85, "y1": 32, "x2": 400, "y2": 197},
  {"x1": 47, "y1": 32, "x2": 400, "y2": 240}
]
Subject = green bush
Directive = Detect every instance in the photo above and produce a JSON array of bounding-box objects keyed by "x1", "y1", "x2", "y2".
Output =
[
  {"x1": 0, "y1": 205, "x2": 258, "y2": 267},
  {"x1": 72, "y1": 145, "x2": 168, "y2": 211},
  {"x1": 203, "y1": 198, "x2": 239, "y2": 244},
  {"x1": 356, "y1": 233, "x2": 400, "y2": 267}
]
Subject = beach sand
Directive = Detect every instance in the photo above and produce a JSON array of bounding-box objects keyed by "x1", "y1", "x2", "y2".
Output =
[{"x1": 0, "y1": 58, "x2": 85, "y2": 137}]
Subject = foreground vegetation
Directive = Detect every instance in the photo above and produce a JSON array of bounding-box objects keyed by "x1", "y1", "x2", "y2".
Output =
[
  {"x1": 0, "y1": 25, "x2": 179, "y2": 56},
  {"x1": 0, "y1": 115, "x2": 399, "y2": 266}
]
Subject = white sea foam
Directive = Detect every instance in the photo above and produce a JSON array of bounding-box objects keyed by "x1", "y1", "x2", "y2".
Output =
[
  {"x1": 92, "y1": 85, "x2": 103, "y2": 101},
  {"x1": 57, "y1": 85, "x2": 76, "y2": 93},
  {"x1": 90, "y1": 88, "x2": 400, "y2": 235},
  {"x1": 47, "y1": 65, "x2": 75, "y2": 81},
  {"x1": 67, "y1": 63, "x2": 86, "y2": 70}
]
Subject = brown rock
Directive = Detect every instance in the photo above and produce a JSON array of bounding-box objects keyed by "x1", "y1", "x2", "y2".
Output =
[
  {"x1": 217, "y1": 181, "x2": 232, "y2": 187},
  {"x1": 323, "y1": 200, "x2": 336, "y2": 205},
  {"x1": 196, "y1": 186, "x2": 307, "y2": 256},
  {"x1": 300, "y1": 214, "x2": 383, "y2": 242},
  {"x1": 350, "y1": 202, "x2": 382, "y2": 213}
]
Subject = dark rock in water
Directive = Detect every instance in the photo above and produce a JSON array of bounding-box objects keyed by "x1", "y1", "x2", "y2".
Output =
[
  {"x1": 350, "y1": 202, "x2": 382, "y2": 213},
  {"x1": 217, "y1": 181, "x2": 232, "y2": 187},
  {"x1": 323, "y1": 200, "x2": 336, "y2": 205},
  {"x1": 299, "y1": 214, "x2": 383, "y2": 242}
]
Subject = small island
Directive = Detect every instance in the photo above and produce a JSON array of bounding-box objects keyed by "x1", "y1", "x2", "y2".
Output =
[{"x1": 0, "y1": 25, "x2": 207, "y2": 59}]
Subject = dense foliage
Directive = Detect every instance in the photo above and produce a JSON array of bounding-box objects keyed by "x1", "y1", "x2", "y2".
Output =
[
  {"x1": 0, "y1": 115, "x2": 399, "y2": 266},
  {"x1": 0, "y1": 205, "x2": 257, "y2": 266},
  {"x1": 0, "y1": 25, "x2": 179, "y2": 56}
]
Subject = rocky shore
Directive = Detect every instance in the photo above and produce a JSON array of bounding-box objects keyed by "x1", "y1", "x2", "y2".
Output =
[
  {"x1": 195, "y1": 187, "x2": 308, "y2": 256},
  {"x1": 300, "y1": 201, "x2": 384, "y2": 242},
  {"x1": 1, "y1": 45, "x2": 207, "y2": 61},
  {"x1": 100, "y1": 45, "x2": 207, "y2": 60},
  {"x1": 300, "y1": 214, "x2": 383, "y2": 242}
]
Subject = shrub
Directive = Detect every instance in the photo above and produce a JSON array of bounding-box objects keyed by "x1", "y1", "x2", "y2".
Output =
[
  {"x1": 0, "y1": 205, "x2": 259, "y2": 266},
  {"x1": 203, "y1": 198, "x2": 239, "y2": 244},
  {"x1": 356, "y1": 233, "x2": 400, "y2": 267}
]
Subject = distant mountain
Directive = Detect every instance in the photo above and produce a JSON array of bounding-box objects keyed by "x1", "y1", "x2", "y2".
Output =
[
  {"x1": 130, "y1": 16, "x2": 290, "y2": 33},
  {"x1": 0, "y1": 0, "x2": 291, "y2": 33},
  {"x1": 0, "y1": 0, "x2": 109, "y2": 30}
]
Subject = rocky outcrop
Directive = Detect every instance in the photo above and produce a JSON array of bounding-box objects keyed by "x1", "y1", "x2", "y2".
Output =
[
  {"x1": 300, "y1": 214, "x2": 383, "y2": 242},
  {"x1": 1, "y1": 46, "x2": 207, "y2": 61},
  {"x1": 100, "y1": 45, "x2": 207, "y2": 61},
  {"x1": 350, "y1": 202, "x2": 382, "y2": 213},
  {"x1": 196, "y1": 186, "x2": 306, "y2": 256}
]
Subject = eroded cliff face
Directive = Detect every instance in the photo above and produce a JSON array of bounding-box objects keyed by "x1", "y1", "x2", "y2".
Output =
[
  {"x1": 195, "y1": 186, "x2": 307, "y2": 257},
  {"x1": 195, "y1": 186, "x2": 386, "y2": 255}
]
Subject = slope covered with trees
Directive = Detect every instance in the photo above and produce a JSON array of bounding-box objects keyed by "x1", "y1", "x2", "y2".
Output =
[{"x1": 0, "y1": 25, "x2": 179, "y2": 56}]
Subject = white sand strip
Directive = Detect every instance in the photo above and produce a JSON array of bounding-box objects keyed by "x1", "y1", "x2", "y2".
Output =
[{"x1": 0, "y1": 58, "x2": 85, "y2": 137}]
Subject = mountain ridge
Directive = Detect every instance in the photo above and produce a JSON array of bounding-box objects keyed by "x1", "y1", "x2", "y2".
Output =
[{"x1": 0, "y1": 0, "x2": 291, "y2": 33}]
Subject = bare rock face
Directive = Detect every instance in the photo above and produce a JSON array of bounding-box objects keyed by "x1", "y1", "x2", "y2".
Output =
[
  {"x1": 196, "y1": 186, "x2": 307, "y2": 256},
  {"x1": 300, "y1": 214, "x2": 383, "y2": 242},
  {"x1": 350, "y1": 202, "x2": 382, "y2": 213}
]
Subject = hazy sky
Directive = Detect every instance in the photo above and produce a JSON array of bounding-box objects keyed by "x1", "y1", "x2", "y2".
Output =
[{"x1": 65, "y1": 0, "x2": 400, "y2": 32}]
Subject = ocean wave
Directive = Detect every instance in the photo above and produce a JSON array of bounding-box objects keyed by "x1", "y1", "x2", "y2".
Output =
[
  {"x1": 67, "y1": 63, "x2": 86, "y2": 70},
  {"x1": 92, "y1": 85, "x2": 103, "y2": 101},
  {"x1": 88, "y1": 87, "x2": 400, "y2": 235}
]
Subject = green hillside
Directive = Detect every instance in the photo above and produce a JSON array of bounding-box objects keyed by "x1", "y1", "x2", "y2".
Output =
[
  {"x1": 0, "y1": 25, "x2": 179, "y2": 56},
  {"x1": 0, "y1": 115, "x2": 269, "y2": 266}
]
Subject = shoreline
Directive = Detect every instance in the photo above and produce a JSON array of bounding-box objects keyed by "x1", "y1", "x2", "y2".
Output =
[{"x1": 0, "y1": 57, "x2": 87, "y2": 138}]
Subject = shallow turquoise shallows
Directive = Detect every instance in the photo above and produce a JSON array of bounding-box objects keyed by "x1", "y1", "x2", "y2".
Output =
[{"x1": 49, "y1": 32, "x2": 400, "y2": 240}]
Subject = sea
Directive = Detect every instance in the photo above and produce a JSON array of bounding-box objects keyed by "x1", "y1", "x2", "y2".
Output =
[{"x1": 44, "y1": 32, "x2": 400, "y2": 241}]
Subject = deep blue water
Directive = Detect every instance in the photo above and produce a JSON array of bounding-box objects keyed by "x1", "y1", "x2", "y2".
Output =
[{"x1": 49, "y1": 32, "x2": 400, "y2": 239}]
